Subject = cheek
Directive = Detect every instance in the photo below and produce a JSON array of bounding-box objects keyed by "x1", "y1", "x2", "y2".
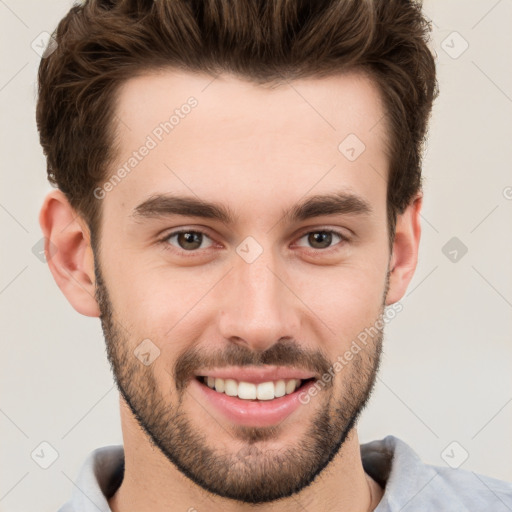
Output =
[
  {"x1": 105, "y1": 262, "x2": 217, "y2": 355},
  {"x1": 293, "y1": 261, "x2": 387, "y2": 348}
]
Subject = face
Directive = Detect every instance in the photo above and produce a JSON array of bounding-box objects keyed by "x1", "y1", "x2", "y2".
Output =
[{"x1": 94, "y1": 69, "x2": 392, "y2": 503}]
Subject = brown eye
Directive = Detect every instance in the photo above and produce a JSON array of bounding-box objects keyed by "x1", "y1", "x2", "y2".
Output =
[
  {"x1": 165, "y1": 230, "x2": 213, "y2": 251},
  {"x1": 296, "y1": 230, "x2": 345, "y2": 250},
  {"x1": 308, "y1": 232, "x2": 332, "y2": 249}
]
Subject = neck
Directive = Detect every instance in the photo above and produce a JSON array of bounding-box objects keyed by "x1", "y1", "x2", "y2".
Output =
[{"x1": 109, "y1": 399, "x2": 383, "y2": 512}]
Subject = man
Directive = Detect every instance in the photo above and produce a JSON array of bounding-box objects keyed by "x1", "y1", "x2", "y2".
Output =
[{"x1": 36, "y1": 0, "x2": 511, "y2": 510}]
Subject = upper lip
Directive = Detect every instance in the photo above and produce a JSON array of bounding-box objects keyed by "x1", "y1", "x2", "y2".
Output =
[{"x1": 194, "y1": 366, "x2": 317, "y2": 384}]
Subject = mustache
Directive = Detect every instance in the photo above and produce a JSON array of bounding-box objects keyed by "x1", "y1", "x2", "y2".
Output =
[{"x1": 173, "y1": 338, "x2": 333, "y2": 393}]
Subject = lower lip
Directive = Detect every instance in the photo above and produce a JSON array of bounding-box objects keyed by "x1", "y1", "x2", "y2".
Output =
[{"x1": 192, "y1": 378, "x2": 317, "y2": 427}]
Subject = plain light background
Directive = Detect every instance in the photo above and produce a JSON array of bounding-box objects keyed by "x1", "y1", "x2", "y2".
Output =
[{"x1": 1, "y1": 1, "x2": 511, "y2": 511}]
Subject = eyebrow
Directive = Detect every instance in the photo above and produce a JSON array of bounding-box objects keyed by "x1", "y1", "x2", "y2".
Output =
[{"x1": 131, "y1": 191, "x2": 373, "y2": 225}]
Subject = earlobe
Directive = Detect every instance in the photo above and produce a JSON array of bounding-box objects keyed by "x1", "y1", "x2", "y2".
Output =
[
  {"x1": 385, "y1": 193, "x2": 422, "y2": 305},
  {"x1": 39, "y1": 190, "x2": 100, "y2": 317}
]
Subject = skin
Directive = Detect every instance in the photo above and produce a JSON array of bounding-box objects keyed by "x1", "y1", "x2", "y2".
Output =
[{"x1": 39, "y1": 69, "x2": 422, "y2": 512}]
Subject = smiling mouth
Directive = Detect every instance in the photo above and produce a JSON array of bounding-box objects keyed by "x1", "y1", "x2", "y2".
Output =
[{"x1": 196, "y1": 376, "x2": 316, "y2": 401}]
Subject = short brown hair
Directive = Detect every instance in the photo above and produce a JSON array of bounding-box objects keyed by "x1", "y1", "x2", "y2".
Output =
[{"x1": 36, "y1": 0, "x2": 437, "y2": 247}]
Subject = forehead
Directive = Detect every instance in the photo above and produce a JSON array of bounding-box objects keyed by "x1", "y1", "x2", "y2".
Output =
[{"x1": 104, "y1": 69, "x2": 389, "y2": 224}]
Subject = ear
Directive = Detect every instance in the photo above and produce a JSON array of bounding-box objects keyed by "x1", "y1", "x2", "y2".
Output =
[
  {"x1": 39, "y1": 189, "x2": 100, "y2": 317},
  {"x1": 385, "y1": 193, "x2": 422, "y2": 305}
]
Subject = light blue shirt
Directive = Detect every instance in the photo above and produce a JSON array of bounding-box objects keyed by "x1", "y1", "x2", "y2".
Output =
[{"x1": 58, "y1": 435, "x2": 512, "y2": 511}]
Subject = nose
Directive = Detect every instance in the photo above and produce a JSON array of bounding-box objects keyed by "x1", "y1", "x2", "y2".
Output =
[{"x1": 218, "y1": 246, "x2": 301, "y2": 353}]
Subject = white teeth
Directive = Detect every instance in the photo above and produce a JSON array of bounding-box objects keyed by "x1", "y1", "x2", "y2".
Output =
[
  {"x1": 274, "y1": 379, "x2": 286, "y2": 398},
  {"x1": 256, "y1": 381, "x2": 275, "y2": 400},
  {"x1": 285, "y1": 379, "x2": 297, "y2": 395},
  {"x1": 202, "y1": 377, "x2": 303, "y2": 400},
  {"x1": 238, "y1": 382, "x2": 257, "y2": 399},
  {"x1": 224, "y1": 379, "x2": 238, "y2": 397},
  {"x1": 214, "y1": 377, "x2": 225, "y2": 393}
]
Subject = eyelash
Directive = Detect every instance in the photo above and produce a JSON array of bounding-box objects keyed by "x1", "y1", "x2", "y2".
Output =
[{"x1": 158, "y1": 228, "x2": 349, "y2": 257}]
